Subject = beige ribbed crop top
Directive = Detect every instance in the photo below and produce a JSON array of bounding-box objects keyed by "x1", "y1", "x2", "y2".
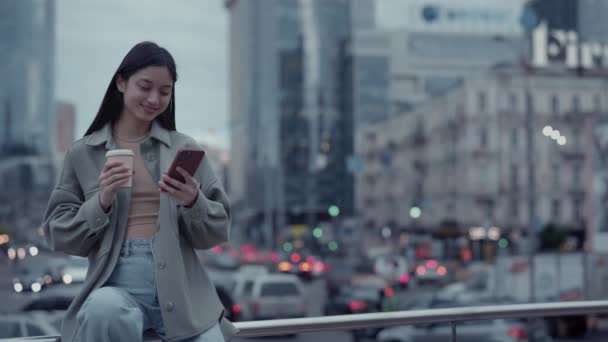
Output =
[{"x1": 114, "y1": 134, "x2": 160, "y2": 240}]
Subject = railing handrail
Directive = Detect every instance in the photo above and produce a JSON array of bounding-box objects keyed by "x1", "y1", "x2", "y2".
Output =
[
  {"x1": 235, "y1": 300, "x2": 608, "y2": 337},
  {"x1": 3, "y1": 300, "x2": 608, "y2": 341}
]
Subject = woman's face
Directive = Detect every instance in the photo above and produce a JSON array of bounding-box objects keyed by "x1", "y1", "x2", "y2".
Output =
[{"x1": 116, "y1": 65, "x2": 174, "y2": 123}]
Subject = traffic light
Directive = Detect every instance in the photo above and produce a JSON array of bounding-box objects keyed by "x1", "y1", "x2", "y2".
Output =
[
  {"x1": 328, "y1": 205, "x2": 340, "y2": 217},
  {"x1": 313, "y1": 227, "x2": 323, "y2": 238}
]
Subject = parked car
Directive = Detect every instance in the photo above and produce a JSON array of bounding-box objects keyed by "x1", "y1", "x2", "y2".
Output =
[
  {"x1": 12, "y1": 269, "x2": 46, "y2": 294},
  {"x1": 413, "y1": 259, "x2": 449, "y2": 286},
  {"x1": 230, "y1": 267, "x2": 270, "y2": 321},
  {"x1": 247, "y1": 273, "x2": 307, "y2": 320},
  {"x1": 374, "y1": 255, "x2": 410, "y2": 288}
]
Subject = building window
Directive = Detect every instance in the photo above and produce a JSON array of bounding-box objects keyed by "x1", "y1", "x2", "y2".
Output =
[
  {"x1": 594, "y1": 94, "x2": 602, "y2": 112},
  {"x1": 364, "y1": 197, "x2": 375, "y2": 208},
  {"x1": 573, "y1": 165, "x2": 581, "y2": 188},
  {"x1": 366, "y1": 132, "x2": 377, "y2": 142},
  {"x1": 511, "y1": 164, "x2": 518, "y2": 188},
  {"x1": 480, "y1": 125, "x2": 488, "y2": 148},
  {"x1": 553, "y1": 161, "x2": 560, "y2": 189},
  {"x1": 478, "y1": 91, "x2": 487, "y2": 112},
  {"x1": 509, "y1": 93, "x2": 518, "y2": 111},
  {"x1": 572, "y1": 95, "x2": 581, "y2": 113},
  {"x1": 511, "y1": 128, "x2": 518, "y2": 147},
  {"x1": 552, "y1": 199, "x2": 561, "y2": 220},
  {"x1": 365, "y1": 174, "x2": 376, "y2": 186},
  {"x1": 573, "y1": 199, "x2": 582, "y2": 222},
  {"x1": 551, "y1": 95, "x2": 560, "y2": 115},
  {"x1": 572, "y1": 127, "x2": 581, "y2": 149},
  {"x1": 511, "y1": 199, "x2": 519, "y2": 220},
  {"x1": 527, "y1": 93, "x2": 535, "y2": 113}
]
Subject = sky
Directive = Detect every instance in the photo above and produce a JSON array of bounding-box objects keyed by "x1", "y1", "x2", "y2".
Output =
[{"x1": 56, "y1": 0, "x2": 229, "y2": 148}]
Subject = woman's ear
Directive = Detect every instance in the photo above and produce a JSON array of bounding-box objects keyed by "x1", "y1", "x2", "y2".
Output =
[{"x1": 116, "y1": 75, "x2": 127, "y2": 93}]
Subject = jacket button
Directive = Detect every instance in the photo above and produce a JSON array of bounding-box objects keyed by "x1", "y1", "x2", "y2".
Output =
[
  {"x1": 165, "y1": 302, "x2": 174, "y2": 312},
  {"x1": 158, "y1": 260, "x2": 166, "y2": 269}
]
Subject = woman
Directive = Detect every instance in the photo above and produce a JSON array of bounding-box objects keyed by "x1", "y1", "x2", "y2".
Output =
[{"x1": 43, "y1": 41, "x2": 238, "y2": 342}]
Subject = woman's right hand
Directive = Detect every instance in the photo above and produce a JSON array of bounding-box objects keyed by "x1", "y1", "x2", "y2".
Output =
[{"x1": 98, "y1": 161, "x2": 132, "y2": 211}]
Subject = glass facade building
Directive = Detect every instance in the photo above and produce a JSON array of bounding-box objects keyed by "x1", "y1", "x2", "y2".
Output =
[{"x1": 0, "y1": 0, "x2": 55, "y2": 157}]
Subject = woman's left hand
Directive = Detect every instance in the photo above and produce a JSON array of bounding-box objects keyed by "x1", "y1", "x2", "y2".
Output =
[{"x1": 158, "y1": 167, "x2": 199, "y2": 207}]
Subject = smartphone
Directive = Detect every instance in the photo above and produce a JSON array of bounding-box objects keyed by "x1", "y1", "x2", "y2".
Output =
[{"x1": 166, "y1": 149, "x2": 205, "y2": 183}]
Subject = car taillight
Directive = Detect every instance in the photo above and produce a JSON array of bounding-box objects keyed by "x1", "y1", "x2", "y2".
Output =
[
  {"x1": 399, "y1": 274, "x2": 410, "y2": 284},
  {"x1": 232, "y1": 304, "x2": 242, "y2": 316},
  {"x1": 299, "y1": 262, "x2": 312, "y2": 272},
  {"x1": 278, "y1": 261, "x2": 293, "y2": 272},
  {"x1": 437, "y1": 266, "x2": 447, "y2": 276},
  {"x1": 507, "y1": 327, "x2": 528, "y2": 340},
  {"x1": 384, "y1": 287, "x2": 395, "y2": 298},
  {"x1": 348, "y1": 300, "x2": 368, "y2": 312},
  {"x1": 313, "y1": 262, "x2": 325, "y2": 273},
  {"x1": 291, "y1": 253, "x2": 302, "y2": 263},
  {"x1": 425, "y1": 260, "x2": 438, "y2": 269},
  {"x1": 416, "y1": 266, "x2": 426, "y2": 276},
  {"x1": 270, "y1": 253, "x2": 280, "y2": 263}
]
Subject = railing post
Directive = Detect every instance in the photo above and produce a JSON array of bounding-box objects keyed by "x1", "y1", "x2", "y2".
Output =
[{"x1": 451, "y1": 321, "x2": 457, "y2": 342}]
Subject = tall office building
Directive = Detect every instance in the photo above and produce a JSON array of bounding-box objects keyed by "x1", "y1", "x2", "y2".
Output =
[
  {"x1": 226, "y1": 0, "x2": 372, "y2": 245},
  {"x1": 0, "y1": 0, "x2": 55, "y2": 157}
]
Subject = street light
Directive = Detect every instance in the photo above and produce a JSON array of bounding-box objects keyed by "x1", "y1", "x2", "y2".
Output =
[{"x1": 409, "y1": 206, "x2": 422, "y2": 219}]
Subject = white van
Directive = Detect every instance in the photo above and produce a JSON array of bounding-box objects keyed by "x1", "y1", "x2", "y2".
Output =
[{"x1": 248, "y1": 274, "x2": 307, "y2": 320}]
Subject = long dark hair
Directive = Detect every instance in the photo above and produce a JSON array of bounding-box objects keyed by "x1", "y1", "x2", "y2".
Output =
[{"x1": 84, "y1": 41, "x2": 178, "y2": 136}]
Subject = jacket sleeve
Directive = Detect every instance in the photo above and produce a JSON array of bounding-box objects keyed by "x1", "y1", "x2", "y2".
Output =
[
  {"x1": 177, "y1": 164, "x2": 231, "y2": 250},
  {"x1": 42, "y1": 147, "x2": 115, "y2": 257}
]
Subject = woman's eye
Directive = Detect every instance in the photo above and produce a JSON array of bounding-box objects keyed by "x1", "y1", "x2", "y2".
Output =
[
  {"x1": 139, "y1": 85, "x2": 151, "y2": 91},
  {"x1": 161, "y1": 92, "x2": 171, "y2": 97}
]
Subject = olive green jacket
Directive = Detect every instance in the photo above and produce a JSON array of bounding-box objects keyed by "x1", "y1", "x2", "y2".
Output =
[{"x1": 43, "y1": 120, "x2": 238, "y2": 341}]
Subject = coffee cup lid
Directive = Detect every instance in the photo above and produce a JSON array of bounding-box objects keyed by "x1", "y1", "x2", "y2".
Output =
[{"x1": 105, "y1": 149, "x2": 134, "y2": 157}]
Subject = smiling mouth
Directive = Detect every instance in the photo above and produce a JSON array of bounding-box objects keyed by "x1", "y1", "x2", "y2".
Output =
[{"x1": 142, "y1": 105, "x2": 159, "y2": 113}]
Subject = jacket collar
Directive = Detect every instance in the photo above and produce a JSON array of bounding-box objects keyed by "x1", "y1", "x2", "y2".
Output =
[{"x1": 85, "y1": 120, "x2": 171, "y2": 148}]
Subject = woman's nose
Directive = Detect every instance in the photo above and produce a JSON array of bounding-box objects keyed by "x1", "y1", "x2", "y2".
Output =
[{"x1": 146, "y1": 92, "x2": 160, "y2": 106}]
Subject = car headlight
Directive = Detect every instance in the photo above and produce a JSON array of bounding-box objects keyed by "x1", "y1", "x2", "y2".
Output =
[
  {"x1": 62, "y1": 274, "x2": 73, "y2": 285},
  {"x1": 13, "y1": 283, "x2": 23, "y2": 293},
  {"x1": 31, "y1": 283, "x2": 42, "y2": 293}
]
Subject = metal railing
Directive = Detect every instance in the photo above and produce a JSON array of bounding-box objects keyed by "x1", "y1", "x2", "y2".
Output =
[{"x1": 4, "y1": 300, "x2": 608, "y2": 342}]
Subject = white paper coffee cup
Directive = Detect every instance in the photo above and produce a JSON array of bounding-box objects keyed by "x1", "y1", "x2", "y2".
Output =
[{"x1": 105, "y1": 149, "x2": 134, "y2": 188}]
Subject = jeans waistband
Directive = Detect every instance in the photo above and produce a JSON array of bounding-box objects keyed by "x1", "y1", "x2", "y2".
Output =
[{"x1": 120, "y1": 238, "x2": 154, "y2": 257}]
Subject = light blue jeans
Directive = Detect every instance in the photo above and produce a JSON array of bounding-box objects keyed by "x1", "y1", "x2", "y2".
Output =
[{"x1": 76, "y1": 238, "x2": 224, "y2": 342}]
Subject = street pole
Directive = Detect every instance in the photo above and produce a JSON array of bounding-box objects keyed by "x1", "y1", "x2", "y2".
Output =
[{"x1": 525, "y1": 79, "x2": 537, "y2": 302}]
